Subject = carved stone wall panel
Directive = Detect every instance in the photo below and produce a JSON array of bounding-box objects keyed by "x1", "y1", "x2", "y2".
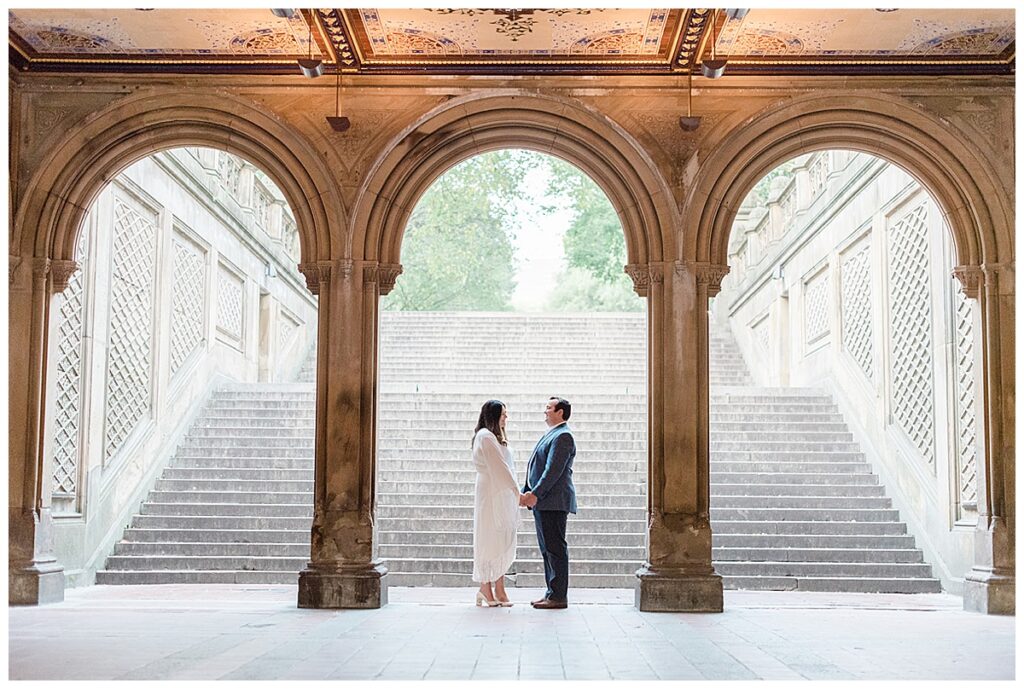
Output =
[
  {"x1": 840, "y1": 239, "x2": 874, "y2": 380},
  {"x1": 169, "y1": 235, "x2": 207, "y2": 375},
  {"x1": 803, "y1": 269, "x2": 830, "y2": 345},
  {"x1": 51, "y1": 228, "x2": 88, "y2": 501},
  {"x1": 887, "y1": 201, "x2": 935, "y2": 467},
  {"x1": 216, "y1": 263, "x2": 245, "y2": 346},
  {"x1": 103, "y1": 195, "x2": 157, "y2": 462},
  {"x1": 953, "y1": 279, "x2": 978, "y2": 514}
]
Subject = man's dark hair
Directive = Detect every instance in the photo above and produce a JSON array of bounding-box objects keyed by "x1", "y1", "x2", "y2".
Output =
[{"x1": 549, "y1": 396, "x2": 571, "y2": 422}]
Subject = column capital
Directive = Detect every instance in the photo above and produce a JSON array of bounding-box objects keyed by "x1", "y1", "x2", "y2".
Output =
[
  {"x1": 298, "y1": 260, "x2": 353, "y2": 295},
  {"x1": 624, "y1": 263, "x2": 650, "y2": 296},
  {"x1": 362, "y1": 262, "x2": 403, "y2": 295},
  {"x1": 49, "y1": 260, "x2": 79, "y2": 294},
  {"x1": 677, "y1": 261, "x2": 731, "y2": 296},
  {"x1": 952, "y1": 265, "x2": 985, "y2": 299}
]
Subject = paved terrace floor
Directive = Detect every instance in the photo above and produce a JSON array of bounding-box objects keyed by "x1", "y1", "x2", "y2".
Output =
[{"x1": 9, "y1": 585, "x2": 1015, "y2": 681}]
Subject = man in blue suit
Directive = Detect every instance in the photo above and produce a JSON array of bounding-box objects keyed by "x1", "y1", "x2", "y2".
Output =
[{"x1": 521, "y1": 396, "x2": 577, "y2": 609}]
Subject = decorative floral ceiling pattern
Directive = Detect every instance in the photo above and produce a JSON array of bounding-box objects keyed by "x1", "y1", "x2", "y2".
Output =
[{"x1": 8, "y1": 8, "x2": 1014, "y2": 75}]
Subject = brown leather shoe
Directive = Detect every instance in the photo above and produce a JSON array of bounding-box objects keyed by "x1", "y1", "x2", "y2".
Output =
[
  {"x1": 530, "y1": 597, "x2": 548, "y2": 606},
  {"x1": 532, "y1": 599, "x2": 568, "y2": 609}
]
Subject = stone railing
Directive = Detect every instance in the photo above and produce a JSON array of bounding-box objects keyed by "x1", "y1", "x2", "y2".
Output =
[
  {"x1": 713, "y1": 153, "x2": 981, "y2": 594},
  {"x1": 46, "y1": 150, "x2": 317, "y2": 585}
]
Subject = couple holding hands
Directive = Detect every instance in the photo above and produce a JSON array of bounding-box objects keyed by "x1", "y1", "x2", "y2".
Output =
[{"x1": 470, "y1": 397, "x2": 577, "y2": 609}]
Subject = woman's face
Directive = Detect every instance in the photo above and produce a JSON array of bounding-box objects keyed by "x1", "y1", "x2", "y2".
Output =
[{"x1": 499, "y1": 406, "x2": 508, "y2": 430}]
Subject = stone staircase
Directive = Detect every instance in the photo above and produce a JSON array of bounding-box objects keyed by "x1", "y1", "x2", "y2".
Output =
[{"x1": 98, "y1": 312, "x2": 940, "y2": 593}]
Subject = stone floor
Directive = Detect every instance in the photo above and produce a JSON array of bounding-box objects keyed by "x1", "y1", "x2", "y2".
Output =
[{"x1": 9, "y1": 585, "x2": 1015, "y2": 681}]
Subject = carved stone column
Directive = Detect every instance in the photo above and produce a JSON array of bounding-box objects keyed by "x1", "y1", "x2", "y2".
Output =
[
  {"x1": 955, "y1": 264, "x2": 1015, "y2": 614},
  {"x1": 295, "y1": 259, "x2": 401, "y2": 609},
  {"x1": 9, "y1": 256, "x2": 77, "y2": 604},
  {"x1": 631, "y1": 261, "x2": 726, "y2": 612}
]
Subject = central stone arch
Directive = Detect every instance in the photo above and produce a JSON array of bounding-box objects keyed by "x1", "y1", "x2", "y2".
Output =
[
  {"x1": 353, "y1": 91, "x2": 676, "y2": 268},
  {"x1": 298, "y1": 92, "x2": 729, "y2": 612}
]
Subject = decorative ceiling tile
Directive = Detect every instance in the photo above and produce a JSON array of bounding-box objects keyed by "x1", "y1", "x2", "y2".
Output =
[{"x1": 7, "y1": 8, "x2": 1015, "y2": 75}]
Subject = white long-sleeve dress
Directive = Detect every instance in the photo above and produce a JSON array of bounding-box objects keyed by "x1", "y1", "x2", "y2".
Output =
[{"x1": 471, "y1": 428, "x2": 521, "y2": 583}]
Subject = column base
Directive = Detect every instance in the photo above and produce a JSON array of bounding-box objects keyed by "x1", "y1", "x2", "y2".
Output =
[
  {"x1": 297, "y1": 561, "x2": 388, "y2": 609},
  {"x1": 635, "y1": 564, "x2": 723, "y2": 612},
  {"x1": 9, "y1": 560, "x2": 65, "y2": 605},
  {"x1": 963, "y1": 569, "x2": 1015, "y2": 615}
]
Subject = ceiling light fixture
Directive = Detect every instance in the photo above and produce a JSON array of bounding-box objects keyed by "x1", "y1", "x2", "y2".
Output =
[
  {"x1": 325, "y1": 67, "x2": 350, "y2": 132},
  {"x1": 271, "y1": 9, "x2": 296, "y2": 19},
  {"x1": 701, "y1": 9, "x2": 728, "y2": 79},
  {"x1": 679, "y1": 70, "x2": 701, "y2": 132},
  {"x1": 298, "y1": 14, "x2": 324, "y2": 78}
]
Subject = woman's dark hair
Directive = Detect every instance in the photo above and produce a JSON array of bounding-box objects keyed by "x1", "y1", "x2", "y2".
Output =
[
  {"x1": 474, "y1": 399, "x2": 507, "y2": 447},
  {"x1": 549, "y1": 396, "x2": 571, "y2": 421}
]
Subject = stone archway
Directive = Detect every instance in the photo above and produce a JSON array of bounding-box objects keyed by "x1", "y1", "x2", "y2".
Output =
[
  {"x1": 9, "y1": 91, "x2": 340, "y2": 604},
  {"x1": 682, "y1": 93, "x2": 1015, "y2": 615},
  {"x1": 296, "y1": 91, "x2": 728, "y2": 612}
]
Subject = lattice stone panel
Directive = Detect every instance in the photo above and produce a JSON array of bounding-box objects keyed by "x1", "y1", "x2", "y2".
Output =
[
  {"x1": 809, "y1": 153, "x2": 831, "y2": 198},
  {"x1": 169, "y1": 236, "x2": 206, "y2": 375},
  {"x1": 218, "y1": 152, "x2": 243, "y2": 198},
  {"x1": 254, "y1": 183, "x2": 272, "y2": 230},
  {"x1": 753, "y1": 316, "x2": 770, "y2": 353},
  {"x1": 217, "y1": 264, "x2": 245, "y2": 343},
  {"x1": 52, "y1": 230, "x2": 88, "y2": 498},
  {"x1": 953, "y1": 280, "x2": 978, "y2": 509},
  {"x1": 840, "y1": 241, "x2": 874, "y2": 380},
  {"x1": 803, "y1": 271, "x2": 830, "y2": 345},
  {"x1": 104, "y1": 197, "x2": 157, "y2": 462},
  {"x1": 278, "y1": 311, "x2": 300, "y2": 354},
  {"x1": 887, "y1": 202, "x2": 935, "y2": 466}
]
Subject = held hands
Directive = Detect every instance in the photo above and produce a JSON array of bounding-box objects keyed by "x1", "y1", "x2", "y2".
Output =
[{"x1": 519, "y1": 491, "x2": 538, "y2": 508}]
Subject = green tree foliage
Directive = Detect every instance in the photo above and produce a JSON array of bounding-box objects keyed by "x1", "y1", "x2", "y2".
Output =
[
  {"x1": 385, "y1": 152, "x2": 529, "y2": 311},
  {"x1": 545, "y1": 158, "x2": 641, "y2": 312}
]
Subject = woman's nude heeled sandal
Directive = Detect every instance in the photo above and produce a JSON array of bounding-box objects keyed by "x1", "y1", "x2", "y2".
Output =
[{"x1": 475, "y1": 591, "x2": 500, "y2": 607}]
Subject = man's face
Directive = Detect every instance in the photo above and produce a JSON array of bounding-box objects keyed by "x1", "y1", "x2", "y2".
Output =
[{"x1": 544, "y1": 399, "x2": 563, "y2": 427}]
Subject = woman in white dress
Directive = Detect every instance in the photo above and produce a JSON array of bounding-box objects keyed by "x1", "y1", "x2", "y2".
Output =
[{"x1": 471, "y1": 399, "x2": 520, "y2": 607}]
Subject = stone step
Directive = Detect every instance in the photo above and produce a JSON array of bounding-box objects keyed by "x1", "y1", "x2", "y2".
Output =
[
  {"x1": 716, "y1": 449, "x2": 866, "y2": 460},
  {"x1": 146, "y1": 491, "x2": 311, "y2": 505},
  {"x1": 711, "y1": 441, "x2": 860, "y2": 452},
  {"x1": 383, "y1": 572, "x2": 638, "y2": 588},
  {"x1": 377, "y1": 531, "x2": 645, "y2": 547},
  {"x1": 96, "y1": 570, "x2": 299, "y2": 585},
  {"x1": 131, "y1": 515, "x2": 313, "y2": 530},
  {"x1": 104, "y1": 555, "x2": 307, "y2": 571},
  {"x1": 713, "y1": 547, "x2": 923, "y2": 563},
  {"x1": 375, "y1": 517, "x2": 646, "y2": 533},
  {"x1": 155, "y1": 479, "x2": 313, "y2": 492},
  {"x1": 721, "y1": 577, "x2": 942, "y2": 593},
  {"x1": 376, "y1": 505, "x2": 646, "y2": 520},
  {"x1": 712, "y1": 520, "x2": 907, "y2": 535},
  {"x1": 374, "y1": 494, "x2": 892, "y2": 510},
  {"x1": 120, "y1": 528, "x2": 310, "y2": 544},
  {"x1": 708, "y1": 471, "x2": 878, "y2": 485},
  {"x1": 713, "y1": 561, "x2": 934, "y2": 578},
  {"x1": 114, "y1": 542, "x2": 310, "y2": 557},
  {"x1": 163, "y1": 467, "x2": 314, "y2": 481},
  {"x1": 175, "y1": 447, "x2": 314, "y2": 458},
  {"x1": 373, "y1": 505, "x2": 899, "y2": 521},
  {"x1": 141, "y1": 503, "x2": 312, "y2": 517},
  {"x1": 172, "y1": 457, "x2": 314, "y2": 469},
  {"x1": 378, "y1": 493, "x2": 645, "y2": 507}
]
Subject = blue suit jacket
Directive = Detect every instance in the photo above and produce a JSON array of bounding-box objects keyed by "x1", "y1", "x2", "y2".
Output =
[{"x1": 524, "y1": 423, "x2": 577, "y2": 513}]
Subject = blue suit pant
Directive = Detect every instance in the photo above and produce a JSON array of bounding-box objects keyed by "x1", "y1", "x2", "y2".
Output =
[{"x1": 533, "y1": 509, "x2": 569, "y2": 601}]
